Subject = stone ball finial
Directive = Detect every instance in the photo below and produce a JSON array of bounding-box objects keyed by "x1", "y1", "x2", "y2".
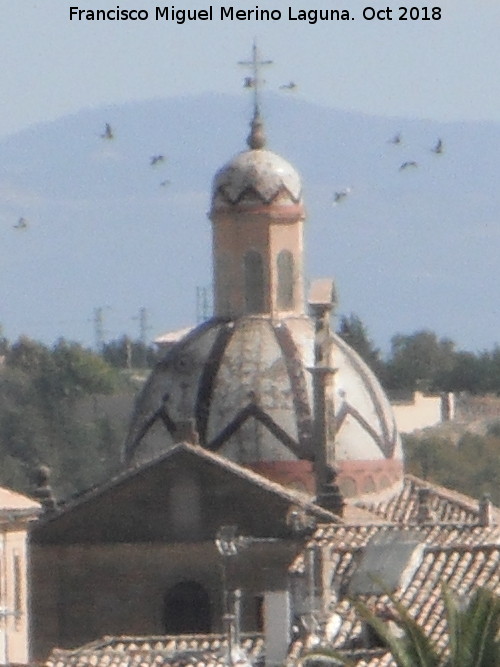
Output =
[
  {"x1": 247, "y1": 113, "x2": 266, "y2": 150},
  {"x1": 33, "y1": 464, "x2": 57, "y2": 513}
]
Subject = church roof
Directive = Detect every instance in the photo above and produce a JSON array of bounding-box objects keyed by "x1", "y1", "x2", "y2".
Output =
[
  {"x1": 32, "y1": 442, "x2": 340, "y2": 544},
  {"x1": 46, "y1": 634, "x2": 265, "y2": 667},
  {"x1": 354, "y1": 474, "x2": 493, "y2": 525},
  {"x1": 288, "y1": 475, "x2": 500, "y2": 665},
  {"x1": 288, "y1": 542, "x2": 500, "y2": 666}
]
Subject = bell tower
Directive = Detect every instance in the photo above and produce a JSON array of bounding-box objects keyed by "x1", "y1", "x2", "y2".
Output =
[{"x1": 209, "y1": 46, "x2": 306, "y2": 320}]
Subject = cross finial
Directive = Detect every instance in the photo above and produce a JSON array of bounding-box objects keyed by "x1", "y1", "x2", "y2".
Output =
[{"x1": 238, "y1": 41, "x2": 273, "y2": 149}]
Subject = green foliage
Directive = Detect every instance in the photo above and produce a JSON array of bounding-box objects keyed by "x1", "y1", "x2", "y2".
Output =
[
  {"x1": 354, "y1": 586, "x2": 500, "y2": 667},
  {"x1": 384, "y1": 330, "x2": 456, "y2": 392},
  {"x1": 337, "y1": 313, "x2": 384, "y2": 377},
  {"x1": 303, "y1": 587, "x2": 500, "y2": 667},
  {"x1": 0, "y1": 336, "x2": 130, "y2": 500},
  {"x1": 336, "y1": 317, "x2": 500, "y2": 394},
  {"x1": 403, "y1": 432, "x2": 500, "y2": 505},
  {"x1": 101, "y1": 335, "x2": 160, "y2": 369}
]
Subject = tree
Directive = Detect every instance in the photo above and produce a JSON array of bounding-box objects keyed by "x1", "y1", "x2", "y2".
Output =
[
  {"x1": 384, "y1": 330, "x2": 456, "y2": 392},
  {"x1": 0, "y1": 336, "x2": 125, "y2": 500},
  {"x1": 337, "y1": 314, "x2": 384, "y2": 376},
  {"x1": 403, "y1": 432, "x2": 500, "y2": 506},
  {"x1": 101, "y1": 335, "x2": 160, "y2": 369}
]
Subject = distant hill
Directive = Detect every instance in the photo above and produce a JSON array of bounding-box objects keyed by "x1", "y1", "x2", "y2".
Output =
[{"x1": 1, "y1": 93, "x2": 499, "y2": 353}]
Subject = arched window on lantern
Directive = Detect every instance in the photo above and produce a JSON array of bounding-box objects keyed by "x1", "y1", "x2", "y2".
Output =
[
  {"x1": 277, "y1": 250, "x2": 294, "y2": 310},
  {"x1": 244, "y1": 250, "x2": 265, "y2": 313}
]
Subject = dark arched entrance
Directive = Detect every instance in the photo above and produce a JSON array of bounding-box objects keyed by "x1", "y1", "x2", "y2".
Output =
[{"x1": 163, "y1": 581, "x2": 211, "y2": 634}]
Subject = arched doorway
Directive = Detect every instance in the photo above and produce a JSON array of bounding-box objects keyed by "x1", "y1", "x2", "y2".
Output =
[{"x1": 163, "y1": 581, "x2": 211, "y2": 634}]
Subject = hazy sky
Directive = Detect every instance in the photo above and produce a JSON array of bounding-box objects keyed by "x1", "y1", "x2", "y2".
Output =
[
  {"x1": 1, "y1": 1, "x2": 500, "y2": 139},
  {"x1": 2, "y1": 1, "x2": 500, "y2": 352}
]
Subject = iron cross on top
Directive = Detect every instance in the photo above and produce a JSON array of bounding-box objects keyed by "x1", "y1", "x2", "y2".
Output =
[{"x1": 238, "y1": 42, "x2": 273, "y2": 113}]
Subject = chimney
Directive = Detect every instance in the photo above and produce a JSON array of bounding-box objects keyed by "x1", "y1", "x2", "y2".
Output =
[
  {"x1": 263, "y1": 590, "x2": 291, "y2": 666},
  {"x1": 33, "y1": 465, "x2": 56, "y2": 514},
  {"x1": 478, "y1": 493, "x2": 492, "y2": 527},
  {"x1": 416, "y1": 487, "x2": 432, "y2": 524}
]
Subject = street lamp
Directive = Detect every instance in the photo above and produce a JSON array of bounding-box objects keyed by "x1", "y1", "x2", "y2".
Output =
[{"x1": 215, "y1": 526, "x2": 243, "y2": 666}]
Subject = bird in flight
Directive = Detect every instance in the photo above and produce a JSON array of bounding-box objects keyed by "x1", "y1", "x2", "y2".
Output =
[
  {"x1": 388, "y1": 133, "x2": 402, "y2": 145},
  {"x1": 243, "y1": 76, "x2": 255, "y2": 88},
  {"x1": 101, "y1": 123, "x2": 114, "y2": 140},
  {"x1": 159, "y1": 180, "x2": 171, "y2": 188},
  {"x1": 333, "y1": 187, "x2": 352, "y2": 204},
  {"x1": 279, "y1": 81, "x2": 298, "y2": 91},
  {"x1": 431, "y1": 138, "x2": 444, "y2": 154},
  {"x1": 150, "y1": 155, "x2": 165, "y2": 166},
  {"x1": 14, "y1": 217, "x2": 28, "y2": 230},
  {"x1": 399, "y1": 161, "x2": 418, "y2": 171}
]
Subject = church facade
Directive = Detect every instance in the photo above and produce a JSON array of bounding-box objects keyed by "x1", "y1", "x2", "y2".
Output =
[{"x1": 31, "y1": 105, "x2": 500, "y2": 667}]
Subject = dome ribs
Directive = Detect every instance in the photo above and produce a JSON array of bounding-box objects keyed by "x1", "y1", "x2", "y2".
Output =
[
  {"x1": 205, "y1": 402, "x2": 303, "y2": 458},
  {"x1": 272, "y1": 322, "x2": 314, "y2": 457},
  {"x1": 334, "y1": 335, "x2": 398, "y2": 459},
  {"x1": 335, "y1": 403, "x2": 389, "y2": 456},
  {"x1": 158, "y1": 401, "x2": 177, "y2": 436},
  {"x1": 215, "y1": 183, "x2": 301, "y2": 206},
  {"x1": 194, "y1": 324, "x2": 234, "y2": 445}
]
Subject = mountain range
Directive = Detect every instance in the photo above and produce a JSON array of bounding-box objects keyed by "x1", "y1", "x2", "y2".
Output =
[{"x1": 0, "y1": 93, "x2": 498, "y2": 354}]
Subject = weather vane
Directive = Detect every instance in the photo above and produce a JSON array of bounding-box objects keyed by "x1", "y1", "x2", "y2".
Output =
[{"x1": 238, "y1": 40, "x2": 273, "y2": 118}]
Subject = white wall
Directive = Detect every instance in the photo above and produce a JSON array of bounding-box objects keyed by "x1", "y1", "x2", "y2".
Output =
[{"x1": 391, "y1": 392, "x2": 454, "y2": 434}]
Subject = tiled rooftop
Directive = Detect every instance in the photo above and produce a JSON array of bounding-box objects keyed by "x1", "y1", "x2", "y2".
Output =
[
  {"x1": 288, "y1": 474, "x2": 500, "y2": 665},
  {"x1": 46, "y1": 634, "x2": 265, "y2": 667},
  {"x1": 355, "y1": 474, "x2": 494, "y2": 525}
]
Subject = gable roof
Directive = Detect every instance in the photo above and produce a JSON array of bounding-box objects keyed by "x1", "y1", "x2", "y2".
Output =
[
  {"x1": 354, "y1": 474, "x2": 495, "y2": 525},
  {"x1": 32, "y1": 442, "x2": 339, "y2": 544}
]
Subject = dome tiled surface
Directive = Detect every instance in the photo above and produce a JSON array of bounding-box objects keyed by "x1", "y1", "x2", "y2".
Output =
[
  {"x1": 212, "y1": 149, "x2": 302, "y2": 206},
  {"x1": 124, "y1": 316, "x2": 402, "y2": 498}
]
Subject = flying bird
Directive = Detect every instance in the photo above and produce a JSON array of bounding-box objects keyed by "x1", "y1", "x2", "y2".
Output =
[
  {"x1": 399, "y1": 161, "x2": 418, "y2": 171},
  {"x1": 388, "y1": 133, "x2": 402, "y2": 145},
  {"x1": 431, "y1": 138, "x2": 444, "y2": 154},
  {"x1": 150, "y1": 155, "x2": 165, "y2": 166},
  {"x1": 159, "y1": 180, "x2": 171, "y2": 188},
  {"x1": 13, "y1": 217, "x2": 28, "y2": 230},
  {"x1": 333, "y1": 187, "x2": 352, "y2": 204},
  {"x1": 101, "y1": 123, "x2": 114, "y2": 140},
  {"x1": 279, "y1": 81, "x2": 298, "y2": 91},
  {"x1": 243, "y1": 77, "x2": 255, "y2": 88}
]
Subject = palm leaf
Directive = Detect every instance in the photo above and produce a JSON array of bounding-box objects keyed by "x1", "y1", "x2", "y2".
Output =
[
  {"x1": 443, "y1": 585, "x2": 500, "y2": 667},
  {"x1": 353, "y1": 597, "x2": 440, "y2": 667}
]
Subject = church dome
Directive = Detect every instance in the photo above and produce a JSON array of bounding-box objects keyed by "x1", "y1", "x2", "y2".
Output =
[
  {"x1": 124, "y1": 315, "x2": 403, "y2": 500},
  {"x1": 211, "y1": 148, "x2": 303, "y2": 210},
  {"x1": 124, "y1": 108, "x2": 403, "y2": 504}
]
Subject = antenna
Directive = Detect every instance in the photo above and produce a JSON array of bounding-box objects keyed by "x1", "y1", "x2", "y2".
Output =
[
  {"x1": 132, "y1": 307, "x2": 152, "y2": 367},
  {"x1": 93, "y1": 307, "x2": 110, "y2": 352}
]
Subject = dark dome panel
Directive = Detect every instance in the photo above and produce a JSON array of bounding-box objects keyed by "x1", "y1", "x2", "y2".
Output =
[{"x1": 124, "y1": 315, "x2": 403, "y2": 500}]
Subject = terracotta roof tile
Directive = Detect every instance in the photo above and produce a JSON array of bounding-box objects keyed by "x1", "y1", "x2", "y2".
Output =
[
  {"x1": 355, "y1": 475, "x2": 499, "y2": 525},
  {"x1": 292, "y1": 543, "x2": 500, "y2": 665},
  {"x1": 46, "y1": 635, "x2": 265, "y2": 667}
]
